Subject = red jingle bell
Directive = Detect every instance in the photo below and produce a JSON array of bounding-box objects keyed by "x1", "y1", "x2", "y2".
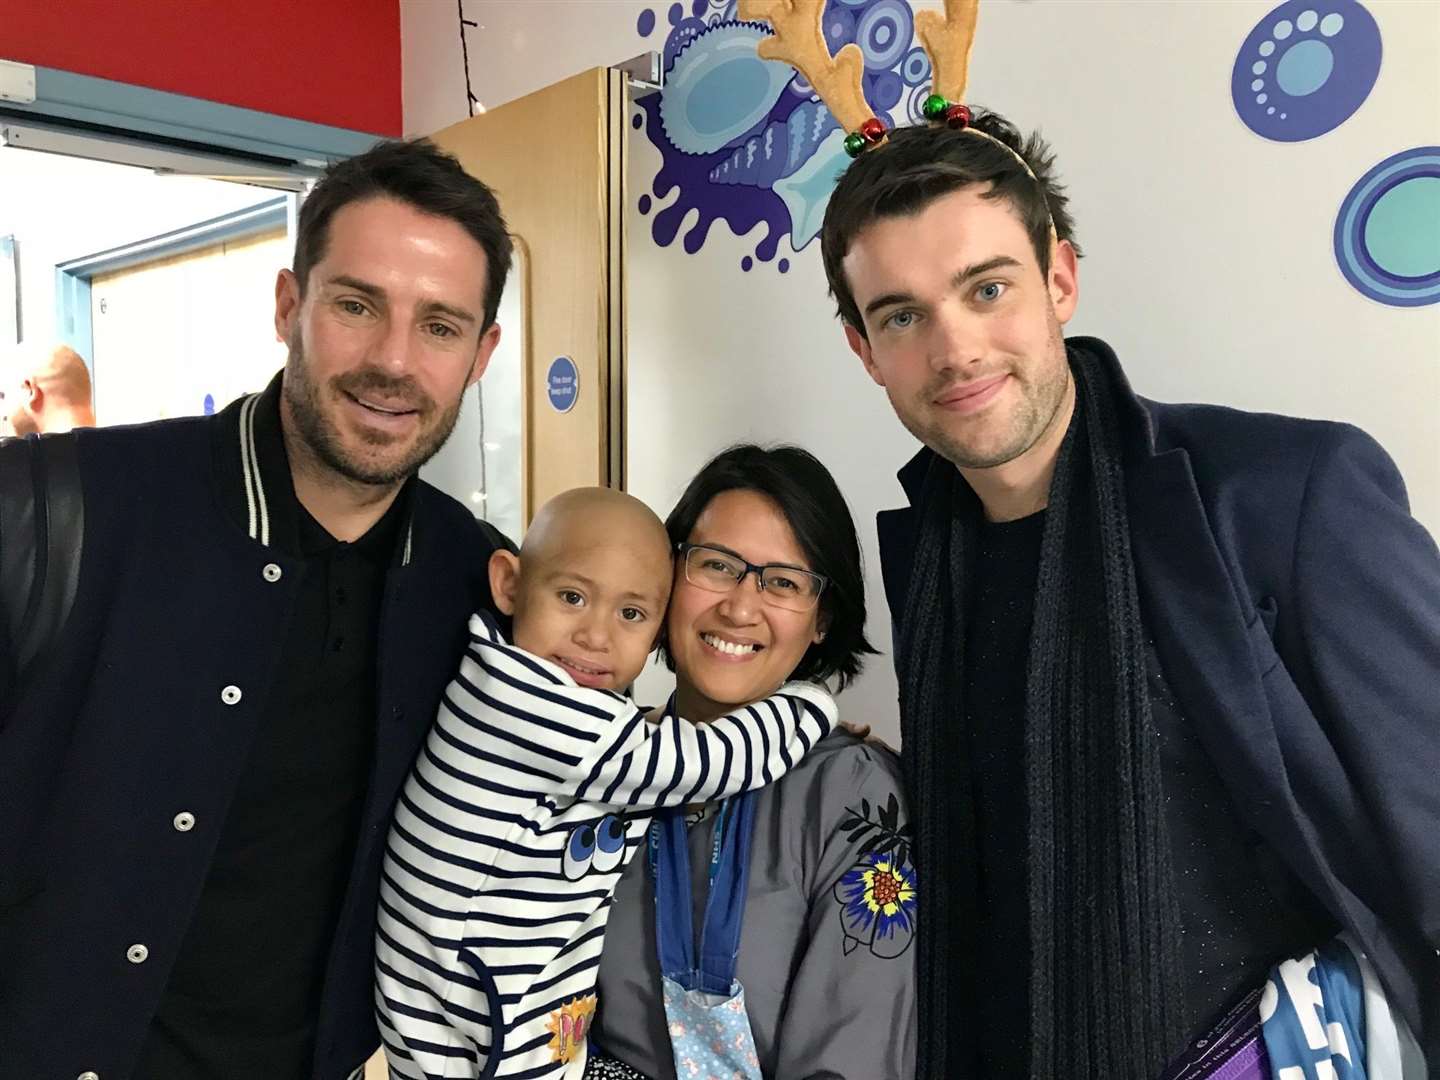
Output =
[
  {"x1": 859, "y1": 117, "x2": 887, "y2": 144},
  {"x1": 945, "y1": 104, "x2": 973, "y2": 129}
]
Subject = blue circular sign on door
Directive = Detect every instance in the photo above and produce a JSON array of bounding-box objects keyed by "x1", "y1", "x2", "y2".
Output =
[{"x1": 547, "y1": 356, "x2": 579, "y2": 413}]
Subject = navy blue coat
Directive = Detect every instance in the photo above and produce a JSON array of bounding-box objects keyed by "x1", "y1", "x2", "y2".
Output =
[
  {"x1": 876, "y1": 338, "x2": 1440, "y2": 1063},
  {"x1": 0, "y1": 392, "x2": 498, "y2": 1079}
]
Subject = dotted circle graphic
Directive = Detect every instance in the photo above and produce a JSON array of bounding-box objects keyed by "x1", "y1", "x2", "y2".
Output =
[{"x1": 1231, "y1": 0, "x2": 1380, "y2": 142}]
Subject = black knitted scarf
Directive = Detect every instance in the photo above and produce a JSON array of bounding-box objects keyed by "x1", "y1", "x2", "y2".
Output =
[{"x1": 900, "y1": 344, "x2": 1187, "y2": 1079}]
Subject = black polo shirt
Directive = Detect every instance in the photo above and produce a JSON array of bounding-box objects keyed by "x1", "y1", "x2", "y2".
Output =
[{"x1": 134, "y1": 380, "x2": 409, "y2": 1078}]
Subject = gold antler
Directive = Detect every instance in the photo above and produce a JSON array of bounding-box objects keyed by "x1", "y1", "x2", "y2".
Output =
[
  {"x1": 737, "y1": 0, "x2": 872, "y2": 136},
  {"x1": 915, "y1": 0, "x2": 981, "y2": 105}
]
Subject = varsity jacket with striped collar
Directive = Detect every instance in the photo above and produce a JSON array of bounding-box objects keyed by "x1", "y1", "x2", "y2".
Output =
[{"x1": 0, "y1": 373, "x2": 503, "y2": 1080}]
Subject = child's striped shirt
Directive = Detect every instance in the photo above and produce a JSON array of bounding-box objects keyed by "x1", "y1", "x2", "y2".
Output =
[{"x1": 376, "y1": 611, "x2": 835, "y2": 1079}]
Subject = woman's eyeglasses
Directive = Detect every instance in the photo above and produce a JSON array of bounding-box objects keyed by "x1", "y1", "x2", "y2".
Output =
[{"x1": 677, "y1": 543, "x2": 827, "y2": 613}]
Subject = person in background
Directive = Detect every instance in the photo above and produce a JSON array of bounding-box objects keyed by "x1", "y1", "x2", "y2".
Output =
[{"x1": 3, "y1": 343, "x2": 96, "y2": 434}]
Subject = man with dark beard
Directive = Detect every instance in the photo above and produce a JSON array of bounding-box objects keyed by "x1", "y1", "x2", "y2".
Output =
[
  {"x1": 822, "y1": 116, "x2": 1440, "y2": 1077},
  {"x1": 0, "y1": 139, "x2": 514, "y2": 1080}
]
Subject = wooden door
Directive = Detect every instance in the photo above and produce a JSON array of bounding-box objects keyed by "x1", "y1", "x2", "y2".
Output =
[{"x1": 428, "y1": 66, "x2": 629, "y2": 527}]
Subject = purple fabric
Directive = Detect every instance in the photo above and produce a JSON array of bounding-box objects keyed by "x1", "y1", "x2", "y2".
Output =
[{"x1": 1162, "y1": 988, "x2": 1271, "y2": 1080}]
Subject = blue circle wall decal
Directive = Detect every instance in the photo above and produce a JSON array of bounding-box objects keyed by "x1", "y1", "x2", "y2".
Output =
[
  {"x1": 1334, "y1": 147, "x2": 1440, "y2": 307},
  {"x1": 1231, "y1": 0, "x2": 1380, "y2": 142}
]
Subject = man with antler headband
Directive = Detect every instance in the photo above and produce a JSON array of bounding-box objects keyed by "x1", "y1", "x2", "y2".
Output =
[{"x1": 740, "y1": 0, "x2": 1440, "y2": 1078}]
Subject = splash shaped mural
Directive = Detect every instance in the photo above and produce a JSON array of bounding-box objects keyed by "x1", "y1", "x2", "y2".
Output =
[
  {"x1": 634, "y1": 0, "x2": 931, "y2": 272},
  {"x1": 1231, "y1": 0, "x2": 1381, "y2": 142}
]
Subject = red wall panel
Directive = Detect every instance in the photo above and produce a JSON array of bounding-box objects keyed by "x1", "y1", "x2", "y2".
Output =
[{"x1": 5, "y1": 0, "x2": 401, "y2": 136}]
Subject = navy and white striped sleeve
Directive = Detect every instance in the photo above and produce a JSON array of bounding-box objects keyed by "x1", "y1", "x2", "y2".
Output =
[
  {"x1": 572, "y1": 681, "x2": 836, "y2": 809},
  {"x1": 440, "y1": 612, "x2": 644, "y2": 797}
]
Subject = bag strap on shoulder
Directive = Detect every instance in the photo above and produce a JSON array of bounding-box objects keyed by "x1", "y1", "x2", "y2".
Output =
[{"x1": 0, "y1": 432, "x2": 85, "y2": 684}]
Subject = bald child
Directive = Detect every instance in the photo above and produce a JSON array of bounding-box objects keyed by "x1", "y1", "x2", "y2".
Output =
[
  {"x1": 376, "y1": 488, "x2": 836, "y2": 1080},
  {"x1": 488, "y1": 487, "x2": 675, "y2": 692}
]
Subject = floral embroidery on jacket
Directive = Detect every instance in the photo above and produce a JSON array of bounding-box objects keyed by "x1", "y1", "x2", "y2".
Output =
[{"x1": 833, "y1": 793, "x2": 918, "y2": 958}]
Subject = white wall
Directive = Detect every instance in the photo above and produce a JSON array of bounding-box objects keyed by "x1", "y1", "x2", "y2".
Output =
[
  {"x1": 405, "y1": 0, "x2": 1440, "y2": 743},
  {"x1": 0, "y1": 147, "x2": 278, "y2": 366},
  {"x1": 403, "y1": 0, "x2": 655, "y2": 135}
]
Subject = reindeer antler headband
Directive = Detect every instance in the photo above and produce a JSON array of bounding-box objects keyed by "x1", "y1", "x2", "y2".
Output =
[{"x1": 736, "y1": 0, "x2": 1037, "y2": 180}]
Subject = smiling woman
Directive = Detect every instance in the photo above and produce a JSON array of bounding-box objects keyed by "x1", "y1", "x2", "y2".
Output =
[{"x1": 589, "y1": 444, "x2": 919, "y2": 1080}]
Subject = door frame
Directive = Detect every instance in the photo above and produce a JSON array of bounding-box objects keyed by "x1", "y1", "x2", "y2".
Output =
[
  {"x1": 2, "y1": 60, "x2": 380, "y2": 371},
  {"x1": 0, "y1": 64, "x2": 378, "y2": 168},
  {"x1": 54, "y1": 196, "x2": 291, "y2": 369}
]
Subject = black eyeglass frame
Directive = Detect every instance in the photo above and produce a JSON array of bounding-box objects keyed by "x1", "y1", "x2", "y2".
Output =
[{"x1": 676, "y1": 542, "x2": 828, "y2": 611}]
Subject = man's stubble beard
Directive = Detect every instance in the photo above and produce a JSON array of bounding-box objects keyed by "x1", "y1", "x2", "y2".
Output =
[
  {"x1": 901, "y1": 314, "x2": 1070, "y2": 471},
  {"x1": 282, "y1": 336, "x2": 468, "y2": 487}
]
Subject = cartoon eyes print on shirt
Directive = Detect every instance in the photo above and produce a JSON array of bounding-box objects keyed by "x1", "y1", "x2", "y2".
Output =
[{"x1": 562, "y1": 815, "x2": 627, "y2": 881}]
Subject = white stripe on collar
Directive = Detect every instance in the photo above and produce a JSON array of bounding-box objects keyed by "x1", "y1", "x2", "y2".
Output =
[
  {"x1": 238, "y1": 393, "x2": 270, "y2": 546},
  {"x1": 238, "y1": 390, "x2": 414, "y2": 562}
]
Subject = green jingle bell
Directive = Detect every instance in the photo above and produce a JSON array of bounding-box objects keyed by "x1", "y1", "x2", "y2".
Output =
[
  {"x1": 922, "y1": 94, "x2": 949, "y2": 121},
  {"x1": 843, "y1": 131, "x2": 868, "y2": 158}
]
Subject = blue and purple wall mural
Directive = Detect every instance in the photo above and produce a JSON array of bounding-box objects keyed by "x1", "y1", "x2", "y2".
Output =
[
  {"x1": 1230, "y1": 0, "x2": 1381, "y2": 143},
  {"x1": 626, "y1": 0, "x2": 1435, "y2": 306},
  {"x1": 1333, "y1": 147, "x2": 1440, "y2": 308},
  {"x1": 633, "y1": 0, "x2": 927, "y2": 274},
  {"x1": 1229, "y1": 0, "x2": 1437, "y2": 307}
]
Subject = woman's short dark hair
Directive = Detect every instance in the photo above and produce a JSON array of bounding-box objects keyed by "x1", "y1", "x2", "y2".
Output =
[
  {"x1": 661, "y1": 444, "x2": 878, "y2": 692},
  {"x1": 293, "y1": 138, "x2": 513, "y2": 329},
  {"x1": 820, "y1": 110, "x2": 1080, "y2": 336}
]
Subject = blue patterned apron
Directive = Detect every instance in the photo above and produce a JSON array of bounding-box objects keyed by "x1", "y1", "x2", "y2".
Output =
[{"x1": 648, "y1": 792, "x2": 763, "y2": 1080}]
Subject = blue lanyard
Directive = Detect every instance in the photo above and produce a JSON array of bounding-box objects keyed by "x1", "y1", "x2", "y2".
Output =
[
  {"x1": 647, "y1": 698, "x2": 759, "y2": 994},
  {"x1": 647, "y1": 801, "x2": 731, "y2": 887}
]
